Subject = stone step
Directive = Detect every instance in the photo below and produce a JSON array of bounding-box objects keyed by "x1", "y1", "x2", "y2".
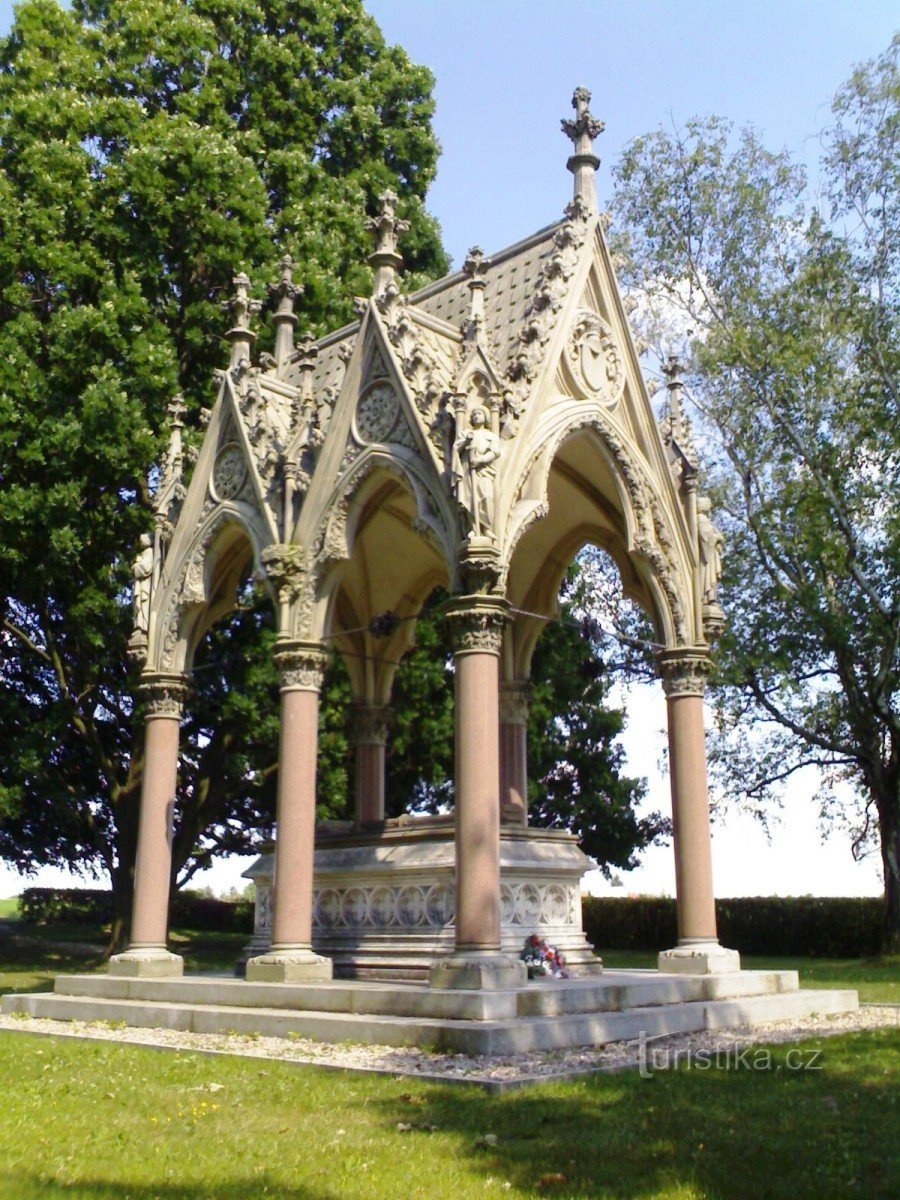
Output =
[
  {"x1": 47, "y1": 968, "x2": 802, "y2": 1022},
  {"x1": 2, "y1": 985, "x2": 858, "y2": 1056}
]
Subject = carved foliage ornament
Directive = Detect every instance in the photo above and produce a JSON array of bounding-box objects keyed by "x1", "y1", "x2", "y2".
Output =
[
  {"x1": 139, "y1": 674, "x2": 189, "y2": 718},
  {"x1": 444, "y1": 598, "x2": 510, "y2": 655},
  {"x1": 656, "y1": 650, "x2": 712, "y2": 698},
  {"x1": 567, "y1": 310, "x2": 624, "y2": 404},
  {"x1": 274, "y1": 642, "x2": 330, "y2": 691}
]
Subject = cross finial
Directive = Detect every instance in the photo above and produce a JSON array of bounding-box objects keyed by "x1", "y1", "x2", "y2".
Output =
[
  {"x1": 561, "y1": 86, "x2": 604, "y2": 210},
  {"x1": 367, "y1": 189, "x2": 410, "y2": 296},
  {"x1": 166, "y1": 393, "x2": 186, "y2": 428},
  {"x1": 222, "y1": 272, "x2": 261, "y2": 368}
]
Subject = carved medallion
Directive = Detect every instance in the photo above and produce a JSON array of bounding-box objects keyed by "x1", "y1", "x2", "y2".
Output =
[
  {"x1": 212, "y1": 443, "x2": 247, "y2": 501},
  {"x1": 567, "y1": 310, "x2": 624, "y2": 404},
  {"x1": 354, "y1": 380, "x2": 399, "y2": 445}
]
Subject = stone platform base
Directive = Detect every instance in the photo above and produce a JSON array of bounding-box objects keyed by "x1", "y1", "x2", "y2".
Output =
[
  {"x1": 242, "y1": 818, "x2": 603, "y2": 981},
  {"x1": 3, "y1": 969, "x2": 858, "y2": 1057}
]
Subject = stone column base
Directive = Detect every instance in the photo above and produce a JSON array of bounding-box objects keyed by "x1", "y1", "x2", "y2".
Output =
[
  {"x1": 658, "y1": 941, "x2": 741, "y2": 975},
  {"x1": 429, "y1": 951, "x2": 527, "y2": 991},
  {"x1": 109, "y1": 947, "x2": 184, "y2": 978},
  {"x1": 245, "y1": 947, "x2": 333, "y2": 983}
]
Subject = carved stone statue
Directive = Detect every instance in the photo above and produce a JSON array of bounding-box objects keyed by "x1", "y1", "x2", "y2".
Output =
[
  {"x1": 132, "y1": 533, "x2": 154, "y2": 636},
  {"x1": 452, "y1": 405, "x2": 501, "y2": 537},
  {"x1": 697, "y1": 496, "x2": 724, "y2": 604}
]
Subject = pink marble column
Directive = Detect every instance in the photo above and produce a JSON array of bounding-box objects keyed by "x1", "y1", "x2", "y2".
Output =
[
  {"x1": 657, "y1": 650, "x2": 740, "y2": 975},
  {"x1": 429, "y1": 597, "x2": 527, "y2": 990},
  {"x1": 110, "y1": 674, "x2": 188, "y2": 978},
  {"x1": 499, "y1": 682, "x2": 530, "y2": 824},
  {"x1": 352, "y1": 705, "x2": 392, "y2": 824},
  {"x1": 246, "y1": 642, "x2": 333, "y2": 982}
]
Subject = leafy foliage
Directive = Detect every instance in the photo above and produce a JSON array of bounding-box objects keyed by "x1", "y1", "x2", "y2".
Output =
[
  {"x1": 612, "y1": 36, "x2": 900, "y2": 948},
  {"x1": 0, "y1": 0, "x2": 446, "y2": 941}
]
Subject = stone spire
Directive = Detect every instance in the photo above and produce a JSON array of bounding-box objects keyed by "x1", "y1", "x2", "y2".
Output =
[
  {"x1": 367, "y1": 189, "x2": 410, "y2": 297},
  {"x1": 222, "y1": 272, "x2": 261, "y2": 369},
  {"x1": 561, "y1": 86, "x2": 605, "y2": 211},
  {"x1": 269, "y1": 255, "x2": 302, "y2": 370}
]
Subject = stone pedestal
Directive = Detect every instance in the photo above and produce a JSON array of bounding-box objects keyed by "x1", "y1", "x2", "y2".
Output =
[
  {"x1": 656, "y1": 650, "x2": 740, "y2": 975},
  {"x1": 243, "y1": 818, "x2": 602, "y2": 980},
  {"x1": 246, "y1": 643, "x2": 333, "y2": 984},
  {"x1": 110, "y1": 674, "x2": 187, "y2": 979}
]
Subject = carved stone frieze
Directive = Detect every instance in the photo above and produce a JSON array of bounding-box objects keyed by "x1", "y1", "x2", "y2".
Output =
[
  {"x1": 444, "y1": 596, "x2": 510, "y2": 655},
  {"x1": 274, "y1": 641, "x2": 330, "y2": 691},
  {"x1": 139, "y1": 673, "x2": 189, "y2": 719},
  {"x1": 656, "y1": 649, "x2": 712, "y2": 698},
  {"x1": 251, "y1": 879, "x2": 579, "y2": 936}
]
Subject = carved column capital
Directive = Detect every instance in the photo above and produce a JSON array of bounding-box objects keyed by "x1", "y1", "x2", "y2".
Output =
[
  {"x1": 274, "y1": 641, "x2": 330, "y2": 691},
  {"x1": 352, "y1": 704, "x2": 393, "y2": 746},
  {"x1": 656, "y1": 649, "x2": 713, "y2": 698},
  {"x1": 138, "y1": 673, "x2": 190, "y2": 719},
  {"x1": 499, "y1": 681, "x2": 531, "y2": 726},
  {"x1": 444, "y1": 596, "x2": 510, "y2": 656}
]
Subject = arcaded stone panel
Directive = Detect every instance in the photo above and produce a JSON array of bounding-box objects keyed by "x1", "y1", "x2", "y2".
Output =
[
  {"x1": 667, "y1": 692, "x2": 718, "y2": 943},
  {"x1": 130, "y1": 715, "x2": 180, "y2": 948},
  {"x1": 454, "y1": 647, "x2": 502, "y2": 951},
  {"x1": 270, "y1": 686, "x2": 320, "y2": 949}
]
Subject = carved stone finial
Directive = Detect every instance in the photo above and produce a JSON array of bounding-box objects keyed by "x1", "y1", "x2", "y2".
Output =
[
  {"x1": 660, "y1": 354, "x2": 698, "y2": 469},
  {"x1": 561, "y1": 86, "x2": 604, "y2": 210},
  {"x1": 463, "y1": 245, "x2": 490, "y2": 333},
  {"x1": 269, "y1": 254, "x2": 303, "y2": 369},
  {"x1": 295, "y1": 331, "x2": 318, "y2": 405},
  {"x1": 153, "y1": 394, "x2": 187, "y2": 538},
  {"x1": 222, "y1": 271, "x2": 261, "y2": 368},
  {"x1": 367, "y1": 189, "x2": 410, "y2": 296}
]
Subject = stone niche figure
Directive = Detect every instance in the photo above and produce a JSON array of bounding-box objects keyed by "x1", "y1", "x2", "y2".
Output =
[
  {"x1": 132, "y1": 532, "x2": 154, "y2": 636},
  {"x1": 453, "y1": 404, "x2": 501, "y2": 538},
  {"x1": 697, "y1": 496, "x2": 724, "y2": 604}
]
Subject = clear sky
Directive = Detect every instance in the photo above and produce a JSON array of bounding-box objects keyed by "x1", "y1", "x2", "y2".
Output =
[{"x1": 0, "y1": 2, "x2": 894, "y2": 899}]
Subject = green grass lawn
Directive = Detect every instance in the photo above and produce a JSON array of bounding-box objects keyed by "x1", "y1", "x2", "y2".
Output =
[
  {"x1": 1, "y1": 931, "x2": 898, "y2": 1197},
  {"x1": 0, "y1": 1025, "x2": 897, "y2": 1199},
  {"x1": 0, "y1": 897, "x2": 19, "y2": 920}
]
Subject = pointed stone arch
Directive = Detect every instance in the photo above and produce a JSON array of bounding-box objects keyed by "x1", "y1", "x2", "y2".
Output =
[
  {"x1": 150, "y1": 502, "x2": 275, "y2": 676},
  {"x1": 505, "y1": 403, "x2": 694, "y2": 651}
]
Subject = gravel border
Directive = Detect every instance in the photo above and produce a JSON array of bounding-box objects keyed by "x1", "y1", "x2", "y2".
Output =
[{"x1": 1, "y1": 1005, "x2": 897, "y2": 1091}]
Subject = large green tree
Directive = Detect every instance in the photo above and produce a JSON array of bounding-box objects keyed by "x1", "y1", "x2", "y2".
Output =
[
  {"x1": 0, "y1": 0, "x2": 655, "y2": 948},
  {"x1": 611, "y1": 36, "x2": 900, "y2": 949},
  {"x1": 0, "y1": 0, "x2": 446, "y2": 946}
]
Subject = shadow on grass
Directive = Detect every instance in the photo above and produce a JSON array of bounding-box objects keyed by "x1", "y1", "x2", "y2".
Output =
[
  {"x1": 385, "y1": 1029, "x2": 900, "y2": 1200},
  {"x1": 0, "y1": 1173, "x2": 343, "y2": 1200}
]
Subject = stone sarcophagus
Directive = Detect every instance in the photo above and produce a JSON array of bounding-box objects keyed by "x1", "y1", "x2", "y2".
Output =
[{"x1": 243, "y1": 815, "x2": 601, "y2": 980}]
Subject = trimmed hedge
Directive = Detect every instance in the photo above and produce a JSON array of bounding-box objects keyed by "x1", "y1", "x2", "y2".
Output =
[
  {"x1": 582, "y1": 895, "x2": 883, "y2": 958},
  {"x1": 19, "y1": 887, "x2": 253, "y2": 934}
]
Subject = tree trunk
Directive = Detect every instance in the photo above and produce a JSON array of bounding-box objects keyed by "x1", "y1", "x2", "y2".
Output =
[
  {"x1": 105, "y1": 740, "x2": 144, "y2": 958},
  {"x1": 880, "y1": 797, "x2": 900, "y2": 955}
]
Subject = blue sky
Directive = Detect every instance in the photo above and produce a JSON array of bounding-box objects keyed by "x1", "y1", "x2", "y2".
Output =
[{"x1": 0, "y1": 2, "x2": 894, "y2": 898}]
